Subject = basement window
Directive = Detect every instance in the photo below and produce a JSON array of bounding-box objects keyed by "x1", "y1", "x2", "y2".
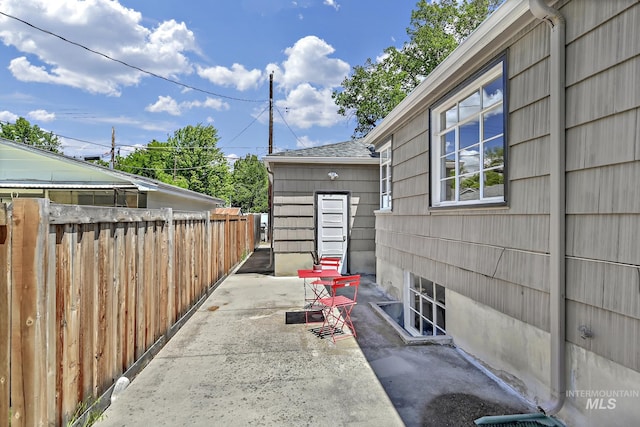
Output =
[{"x1": 404, "y1": 273, "x2": 446, "y2": 336}]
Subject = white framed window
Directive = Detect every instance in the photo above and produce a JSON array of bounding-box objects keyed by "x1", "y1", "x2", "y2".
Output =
[
  {"x1": 431, "y1": 60, "x2": 506, "y2": 207},
  {"x1": 403, "y1": 273, "x2": 446, "y2": 336},
  {"x1": 379, "y1": 141, "x2": 392, "y2": 210}
]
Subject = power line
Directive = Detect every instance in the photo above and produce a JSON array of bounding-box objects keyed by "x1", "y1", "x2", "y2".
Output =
[
  {"x1": 219, "y1": 104, "x2": 269, "y2": 147},
  {"x1": 274, "y1": 105, "x2": 311, "y2": 148},
  {"x1": 0, "y1": 10, "x2": 266, "y2": 103}
]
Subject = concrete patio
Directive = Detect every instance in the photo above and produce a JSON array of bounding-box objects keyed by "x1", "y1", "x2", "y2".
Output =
[{"x1": 95, "y1": 247, "x2": 535, "y2": 426}]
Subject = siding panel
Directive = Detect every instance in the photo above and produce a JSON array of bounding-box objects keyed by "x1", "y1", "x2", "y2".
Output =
[
  {"x1": 509, "y1": 98, "x2": 550, "y2": 145},
  {"x1": 566, "y1": 301, "x2": 640, "y2": 372},
  {"x1": 508, "y1": 58, "x2": 549, "y2": 112},
  {"x1": 567, "y1": 214, "x2": 640, "y2": 265},
  {"x1": 566, "y1": 2, "x2": 640, "y2": 86},
  {"x1": 509, "y1": 137, "x2": 550, "y2": 180},
  {"x1": 508, "y1": 21, "x2": 549, "y2": 78},
  {"x1": 566, "y1": 161, "x2": 640, "y2": 214},
  {"x1": 565, "y1": 109, "x2": 636, "y2": 171},
  {"x1": 508, "y1": 176, "x2": 549, "y2": 215},
  {"x1": 566, "y1": 56, "x2": 640, "y2": 128}
]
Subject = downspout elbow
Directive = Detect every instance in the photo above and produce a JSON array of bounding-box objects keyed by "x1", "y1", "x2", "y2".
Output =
[{"x1": 529, "y1": 0, "x2": 566, "y2": 417}]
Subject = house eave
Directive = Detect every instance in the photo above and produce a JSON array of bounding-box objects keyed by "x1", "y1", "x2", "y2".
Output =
[
  {"x1": 363, "y1": 0, "x2": 533, "y2": 147},
  {"x1": 263, "y1": 156, "x2": 379, "y2": 168}
]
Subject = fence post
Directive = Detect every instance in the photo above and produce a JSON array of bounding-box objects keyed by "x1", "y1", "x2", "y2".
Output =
[
  {"x1": 1, "y1": 203, "x2": 10, "y2": 427},
  {"x1": 224, "y1": 214, "x2": 233, "y2": 274},
  {"x1": 10, "y1": 198, "x2": 53, "y2": 426},
  {"x1": 163, "y1": 208, "x2": 175, "y2": 329}
]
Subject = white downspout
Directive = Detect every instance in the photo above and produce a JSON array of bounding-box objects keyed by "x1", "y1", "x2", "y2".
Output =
[{"x1": 529, "y1": 0, "x2": 566, "y2": 416}]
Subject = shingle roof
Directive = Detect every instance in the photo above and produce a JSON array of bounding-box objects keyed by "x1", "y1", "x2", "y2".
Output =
[{"x1": 269, "y1": 139, "x2": 378, "y2": 159}]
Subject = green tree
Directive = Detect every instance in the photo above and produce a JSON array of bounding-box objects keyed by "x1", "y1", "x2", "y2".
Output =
[
  {"x1": 333, "y1": 0, "x2": 503, "y2": 138},
  {"x1": 117, "y1": 124, "x2": 232, "y2": 201},
  {"x1": 0, "y1": 117, "x2": 61, "y2": 153},
  {"x1": 231, "y1": 154, "x2": 268, "y2": 212}
]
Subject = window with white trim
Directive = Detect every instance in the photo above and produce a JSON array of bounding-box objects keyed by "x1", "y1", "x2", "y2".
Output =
[
  {"x1": 431, "y1": 60, "x2": 506, "y2": 207},
  {"x1": 404, "y1": 273, "x2": 446, "y2": 336},
  {"x1": 379, "y1": 141, "x2": 392, "y2": 210}
]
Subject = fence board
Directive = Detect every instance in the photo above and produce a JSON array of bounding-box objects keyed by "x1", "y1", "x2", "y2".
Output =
[
  {"x1": 124, "y1": 223, "x2": 136, "y2": 370},
  {"x1": 114, "y1": 223, "x2": 126, "y2": 375},
  {"x1": 60, "y1": 224, "x2": 80, "y2": 425},
  {"x1": 79, "y1": 225, "x2": 97, "y2": 405},
  {"x1": 0, "y1": 208, "x2": 10, "y2": 426},
  {"x1": 166, "y1": 215, "x2": 175, "y2": 328},
  {"x1": 135, "y1": 223, "x2": 146, "y2": 359},
  {"x1": 158, "y1": 221, "x2": 167, "y2": 335},
  {"x1": 45, "y1": 220, "x2": 57, "y2": 426},
  {"x1": 10, "y1": 199, "x2": 46, "y2": 426}
]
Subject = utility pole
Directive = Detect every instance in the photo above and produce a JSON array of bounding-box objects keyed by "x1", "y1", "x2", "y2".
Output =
[
  {"x1": 268, "y1": 72, "x2": 273, "y2": 155},
  {"x1": 110, "y1": 126, "x2": 115, "y2": 169},
  {"x1": 268, "y1": 72, "x2": 274, "y2": 245}
]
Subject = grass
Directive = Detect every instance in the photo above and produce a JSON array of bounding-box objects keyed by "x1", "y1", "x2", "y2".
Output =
[{"x1": 66, "y1": 398, "x2": 105, "y2": 427}]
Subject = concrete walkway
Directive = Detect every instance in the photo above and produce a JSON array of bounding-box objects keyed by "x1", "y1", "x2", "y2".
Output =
[{"x1": 96, "y1": 250, "x2": 534, "y2": 427}]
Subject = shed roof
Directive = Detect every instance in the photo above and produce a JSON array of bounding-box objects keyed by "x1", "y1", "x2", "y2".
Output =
[
  {"x1": 264, "y1": 139, "x2": 379, "y2": 166},
  {"x1": 213, "y1": 207, "x2": 242, "y2": 215}
]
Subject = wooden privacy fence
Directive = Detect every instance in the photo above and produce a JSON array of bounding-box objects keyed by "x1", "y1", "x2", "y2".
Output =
[{"x1": 1, "y1": 199, "x2": 258, "y2": 426}]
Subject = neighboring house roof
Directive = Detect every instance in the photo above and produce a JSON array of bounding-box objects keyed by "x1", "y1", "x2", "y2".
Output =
[
  {"x1": 0, "y1": 137, "x2": 224, "y2": 206},
  {"x1": 264, "y1": 139, "x2": 379, "y2": 166}
]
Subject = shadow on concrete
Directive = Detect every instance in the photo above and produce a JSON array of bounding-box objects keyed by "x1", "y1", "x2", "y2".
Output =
[
  {"x1": 235, "y1": 245, "x2": 274, "y2": 275},
  {"x1": 350, "y1": 275, "x2": 534, "y2": 427}
]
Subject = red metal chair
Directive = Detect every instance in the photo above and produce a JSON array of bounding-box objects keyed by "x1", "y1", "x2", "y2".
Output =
[
  {"x1": 319, "y1": 256, "x2": 341, "y2": 270},
  {"x1": 306, "y1": 257, "x2": 343, "y2": 306},
  {"x1": 307, "y1": 274, "x2": 360, "y2": 342}
]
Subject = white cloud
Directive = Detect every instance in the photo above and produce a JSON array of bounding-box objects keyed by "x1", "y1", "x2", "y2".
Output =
[
  {"x1": 0, "y1": 110, "x2": 19, "y2": 123},
  {"x1": 323, "y1": 0, "x2": 340, "y2": 11},
  {"x1": 275, "y1": 83, "x2": 344, "y2": 129},
  {"x1": 197, "y1": 64, "x2": 263, "y2": 91},
  {"x1": 146, "y1": 96, "x2": 181, "y2": 116},
  {"x1": 261, "y1": 36, "x2": 350, "y2": 130},
  {"x1": 27, "y1": 109, "x2": 56, "y2": 122},
  {"x1": 0, "y1": 0, "x2": 198, "y2": 96},
  {"x1": 182, "y1": 97, "x2": 230, "y2": 111},
  {"x1": 91, "y1": 115, "x2": 172, "y2": 132},
  {"x1": 279, "y1": 35, "x2": 349, "y2": 90},
  {"x1": 145, "y1": 95, "x2": 230, "y2": 116}
]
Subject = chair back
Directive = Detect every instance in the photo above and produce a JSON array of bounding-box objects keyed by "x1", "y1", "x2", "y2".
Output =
[
  {"x1": 319, "y1": 257, "x2": 341, "y2": 270},
  {"x1": 330, "y1": 274, "x2": 360, "y2": 301}
]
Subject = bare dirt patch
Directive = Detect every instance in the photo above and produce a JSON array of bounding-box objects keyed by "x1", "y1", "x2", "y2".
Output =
[{"x1": 421, "y1": 392, "x2": 531, "y2": 426}]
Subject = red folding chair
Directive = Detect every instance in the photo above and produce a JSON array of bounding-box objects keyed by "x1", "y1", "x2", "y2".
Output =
[
  {"x1": 307, "y1": 274, "x2": 360, "y2": 342},
  {"x1": 319, "y1": 256, "x2": 341, "y2": 270},
  {"x1": 305, "y1": 257, "x2": 343, "y2": 306}
]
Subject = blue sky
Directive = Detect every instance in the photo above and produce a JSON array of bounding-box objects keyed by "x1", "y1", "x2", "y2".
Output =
[{"x1": 0, "y1": 0, "x2": 414, "y2": 162}]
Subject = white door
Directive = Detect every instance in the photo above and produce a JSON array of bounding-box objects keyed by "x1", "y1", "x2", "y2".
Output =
[{"x1": 316, "y1": 193, "x2": 348, "y2": 274}]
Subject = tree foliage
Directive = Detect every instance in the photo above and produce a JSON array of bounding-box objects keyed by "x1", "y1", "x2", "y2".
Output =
[
  {"x1": 332, "y1": 0, "x2": 503, "y2": 138},
  {"x1": 116, "y1": 124, "x2": 233, "y2": 202},
  {"x1": 231, "y1": 154, "x2": 268, "y2": 213},
  {"x1": 0, "y1": 117, "x2": 62, "y2": 153}
]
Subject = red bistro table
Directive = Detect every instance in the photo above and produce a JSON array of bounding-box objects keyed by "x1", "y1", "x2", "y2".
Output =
[{"x1": 297, "y1": 269, "x2": 341, "y2": 308}]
